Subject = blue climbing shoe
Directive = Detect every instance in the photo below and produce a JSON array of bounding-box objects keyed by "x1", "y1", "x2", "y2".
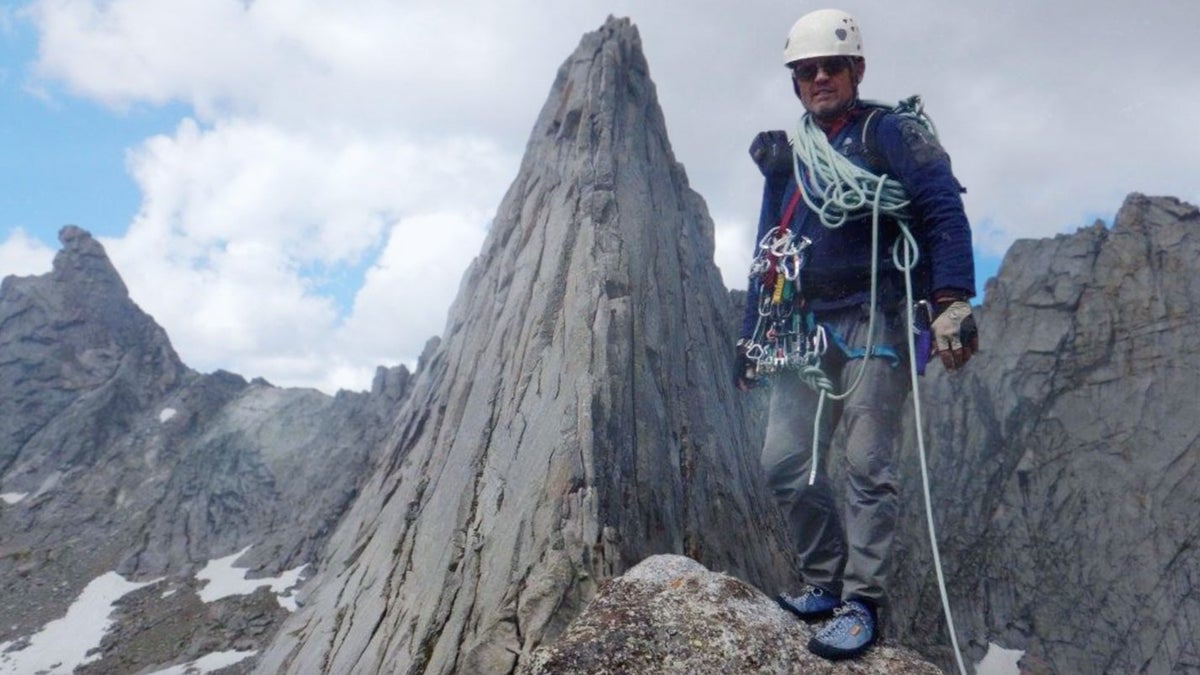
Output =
[
  {"x1": 776, "y1": 585, "x2": 841, "y2": 621},
  {"x1": 807, "y1": 599, "x2": 876, "y2": 660}
]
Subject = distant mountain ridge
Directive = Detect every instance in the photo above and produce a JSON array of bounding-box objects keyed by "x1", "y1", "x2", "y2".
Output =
[
  {"x1": 0, "y1": 225, "x2": 411, "y2": 672},
  {"x1": 2, "y1": 16, "x2": 1198, "y2": 675},
  {"x1": 890, "y1": 193, "x2": 1200, "y2": 673}
]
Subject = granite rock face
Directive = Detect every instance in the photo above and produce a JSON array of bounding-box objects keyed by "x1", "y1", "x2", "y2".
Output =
[
  {"x1": 889, "y1": 194, "x2": 1200, "y2": 674},
  {"x1": 254, "y1": 17, "x2": 794, "y2": 675},
  {"x1": 0, "y1": 228, "x2": 407, "y2": 673}
]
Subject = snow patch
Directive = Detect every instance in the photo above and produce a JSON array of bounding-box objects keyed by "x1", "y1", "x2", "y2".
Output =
[
  {"x1": 145, "y1": 650, "x2": 257, "y2": 675},
  {"x1": 0, "y1": 493, "x2": 27, "y2": 505},
  {"x1": 976, "y1": 641, "x2": 1024, "y2": 675},
  {"x1": 195, "y1": 546, "x2": 307, "y2": 610},
  {"x1": 159, "y1": 407, "x2": 177, "y2": 422},
  {"x1": 0, "y1": 571, "x2": 159, "y2": 675}
]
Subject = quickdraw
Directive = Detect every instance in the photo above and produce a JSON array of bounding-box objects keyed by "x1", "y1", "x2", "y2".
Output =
[{"x1": 743, "y1": 189, "x2": 826, "y2": 379}]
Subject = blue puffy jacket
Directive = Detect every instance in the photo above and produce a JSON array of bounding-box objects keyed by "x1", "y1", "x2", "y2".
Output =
[{"x1": 739, "y1": 102, "x2": 975, "y2": 340}]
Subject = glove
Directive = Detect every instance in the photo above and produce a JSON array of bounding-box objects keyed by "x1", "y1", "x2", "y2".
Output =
[
  {"x1": 733, "y1": 340, "x2": 758, "y2": 390},
  {"x1": 749, "y1": 130, "x2": 792, "y2": 177},
  {"x1": 930, "y1": 300, "x2": 979, "y2": 371}
]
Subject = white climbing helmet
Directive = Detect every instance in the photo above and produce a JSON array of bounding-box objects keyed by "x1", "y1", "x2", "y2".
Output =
[{"x1": 782, "y1": 9, "x2": 864, "y2": 65}]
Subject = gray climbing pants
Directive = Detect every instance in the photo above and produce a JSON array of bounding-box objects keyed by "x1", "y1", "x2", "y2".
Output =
[{"x1": 760, "y1": 303, "x2": 910, "y2": 604}]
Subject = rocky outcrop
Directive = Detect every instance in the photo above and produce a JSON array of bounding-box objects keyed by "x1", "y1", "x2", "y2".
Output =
[
  {"x1": 0, "y1": 225, "x2": 186, "y2": 477},
  {"x1": 889, "y1": 194, "x2": 1200, "y2": 673},
  {"x1": 527, "y1": 555, "x2": 940, "y2": 675},
  {"x1": 254, "y1": 17, "x2": 793, "y2": 675},
  {"x1": 0, "y1": 228, "x2": 408, "y2": 673}
]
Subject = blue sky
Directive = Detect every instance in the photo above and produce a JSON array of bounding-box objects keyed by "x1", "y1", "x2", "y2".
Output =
[
  {"x1": 2, "y1": 1, "x2": 1196, "y2": 393},
  {"x1": 1, "y1": 14, "x2": 143, "y2": 245}
]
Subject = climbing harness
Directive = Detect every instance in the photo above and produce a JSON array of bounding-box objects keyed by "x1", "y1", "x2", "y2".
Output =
[{"x1": 743, "y1": 95, "x2": 968, "y2": 675}]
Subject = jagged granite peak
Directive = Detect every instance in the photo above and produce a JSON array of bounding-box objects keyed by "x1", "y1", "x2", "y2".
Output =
[
  {"x1": 51, "y1": 224, "x2": 131, "y2": 298},
  {"x1": 0, "y1": 228, "x2": 409, "y2": 673},
  {"x1": 0, "y1": 226, "x2": 187, "y2": 477},
  {"x1": 256, "y1": 17, "x2": 793, "y2": 674},
  {"x1": 889, "y1": 194, "x2": 1200, "y2": 673}
]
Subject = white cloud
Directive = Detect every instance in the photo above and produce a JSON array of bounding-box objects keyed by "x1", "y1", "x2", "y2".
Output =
[
  {"x1": 102, "y1": 116, "x2": 510, "y2": 391},
  {"x1": 0, "y1": 228, "x2": 54, "y2": 279},
  {"x1": 17, "y1": 0, "x2": 1200, "y2": 392},
  {"x1": 27, "y1": 0, "x2": 576, "y2": 135},
  {"x1": 712, "y1": 216, "x2": 755, "y2": 291},
  {"x1": 329, "y1": 209, "x2": 487, "y2": 390},
  {"x1": 30, "y1": 0, "x2": 306, "y2": 116}
]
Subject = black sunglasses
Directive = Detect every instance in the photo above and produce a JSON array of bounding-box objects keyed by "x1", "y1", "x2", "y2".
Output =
[{"x1": 790, "y1": 57, "x2": 850, "y2": 82}]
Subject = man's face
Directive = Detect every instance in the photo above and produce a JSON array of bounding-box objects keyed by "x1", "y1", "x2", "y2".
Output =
[{"x1": 790, "y1": 57, "x2": 863, "y2": 120}]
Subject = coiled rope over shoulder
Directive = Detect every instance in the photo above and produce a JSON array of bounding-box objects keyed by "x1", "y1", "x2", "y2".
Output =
[{"x1": 789, "y1": 96, "x2": 968, "y2": 675}]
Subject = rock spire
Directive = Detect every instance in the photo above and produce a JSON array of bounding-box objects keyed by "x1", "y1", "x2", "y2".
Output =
[{"x1": 255, "y1": 16, "x2": 793, "y2": 674}]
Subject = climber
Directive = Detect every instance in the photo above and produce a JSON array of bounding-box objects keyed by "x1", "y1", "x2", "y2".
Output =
[{"x1": 733, "y1": 8, "x2": 978, "y2": 662}]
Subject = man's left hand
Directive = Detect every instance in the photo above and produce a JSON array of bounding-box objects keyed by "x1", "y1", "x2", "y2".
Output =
[{"x1": 931, "y1": 300, "x2": 979, "y2": 371}]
